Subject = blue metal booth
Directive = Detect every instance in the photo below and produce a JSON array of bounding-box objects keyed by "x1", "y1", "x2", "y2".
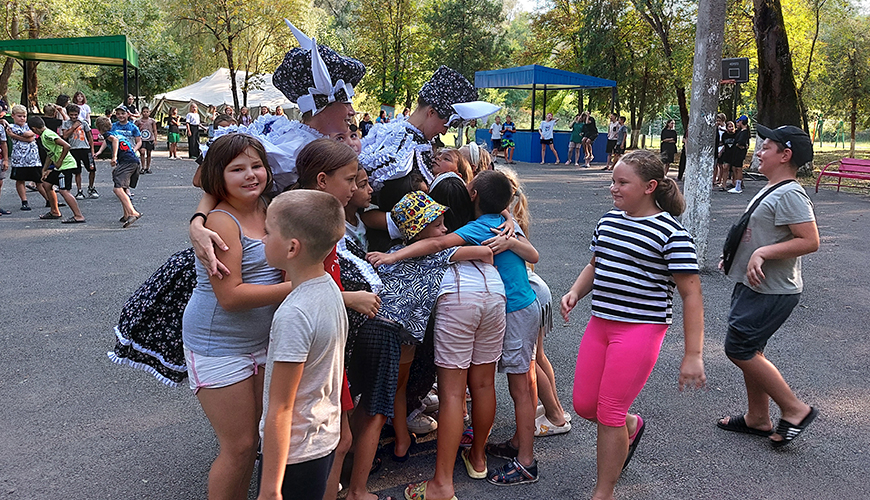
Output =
[{"x1": 474, "y1": 65, "x2": 617, "y2": 164}]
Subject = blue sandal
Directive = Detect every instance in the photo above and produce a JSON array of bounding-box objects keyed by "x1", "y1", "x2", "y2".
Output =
[{"x1": 486, "y1": 457, "x2": 538, "y2": 486}]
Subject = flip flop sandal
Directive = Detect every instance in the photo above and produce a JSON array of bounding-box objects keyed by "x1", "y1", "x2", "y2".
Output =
[
  {"x1": 623, "y1": 415, "x2": 645, "y2": 471},
  {"x1": 485, "y1": 439, "x2": 518, "y2": 460},
  {"x1": 403, "y1": 480, "x2": 457, "y2": 500},
  {"x1": 716, "y1": 415, "x2": 773, "y2": 437},
  {"x1": 459, "y1": 427, "x2": 474, "y2": 448},
  {"x1": 486, "y1": 457, "x2": 538, "y2": 486},
  {"x1": 40, "y1": 212, "x2": 62, "y2": 219},
  {"x1": 460, "y1": 448, "x2": 487, "y2": 479},
  {"x1": 123, "y1": 215, "x2": 141, "y2": 228},
  {"x1": 771, "y1": 406, "x2": 819, "y2": 448},
  {"x1": 61, "y1": 217, "x2": 86, "y2": 224},
  {"x1": 369, "y1": 456, "x2": 382, "y2": 476}
]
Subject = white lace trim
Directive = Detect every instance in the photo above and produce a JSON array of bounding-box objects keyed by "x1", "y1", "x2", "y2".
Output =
[
  {"x1": 337, "y1": 237, "x2": 383, "y2": 295},
  {"x1": 359, "y1": 120, "x2": 433, "y2": 191}
]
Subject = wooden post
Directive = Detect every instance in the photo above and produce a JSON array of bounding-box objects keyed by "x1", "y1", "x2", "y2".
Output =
[{"x1": 683, "y1": 0, "x2": 725, "y2": 267}]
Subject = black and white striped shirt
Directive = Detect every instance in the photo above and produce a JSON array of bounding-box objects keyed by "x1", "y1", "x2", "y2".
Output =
[{"x1": 590, "y1": 210, "x2": 698, "y2": 325}]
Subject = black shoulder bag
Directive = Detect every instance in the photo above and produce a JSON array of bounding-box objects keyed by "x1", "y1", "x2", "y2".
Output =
[{"x1": 721, "y1": 179, "x2": 795, "y2": 274}]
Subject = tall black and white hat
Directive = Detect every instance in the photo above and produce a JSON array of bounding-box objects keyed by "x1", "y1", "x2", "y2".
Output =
[
  {"x1": 273, "y1": 20, "x2": 366, "y2": 116},
  {"x1": 418, "y1": 66, "x2": 479, "y2": 119}
]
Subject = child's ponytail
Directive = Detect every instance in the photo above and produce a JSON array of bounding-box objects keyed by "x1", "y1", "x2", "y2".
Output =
[{"x1": 619, "y1": 149, "x2": 686, "y2": 216}]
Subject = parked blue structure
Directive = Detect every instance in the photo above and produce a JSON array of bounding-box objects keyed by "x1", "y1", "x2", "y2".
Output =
[{"x1": 474, "y1": 65, "x2": 616, "y2": 164}]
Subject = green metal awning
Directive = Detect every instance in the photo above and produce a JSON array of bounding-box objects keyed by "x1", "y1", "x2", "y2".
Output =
[{"x1": 0, "y1": 35, "x2": 139, "y2": 68}]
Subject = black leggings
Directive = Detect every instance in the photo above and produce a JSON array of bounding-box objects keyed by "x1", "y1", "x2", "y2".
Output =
[
  {"x1": 187, "y1": 127, "x2": 200, "y2": 158},
  {"x1": 258, "y1": 450, "x2": 335, "y2": 500}
]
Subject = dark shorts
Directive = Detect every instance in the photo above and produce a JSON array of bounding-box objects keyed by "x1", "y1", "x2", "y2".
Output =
[
  {"x1": 724, "y1": 283, "x2": 801, "y2": 361},
  {"x1": 113, "y1": 162, "x2": 139, "y2": 189},
  {"x1": 10, "y1": 166, "x2": 43, "y2": 183},
  {"x1": 141, "y1": 141, "x2": 154, "y2": 151},
  {"x1": 347, "y1": 316, "x2": 402, "y2": 417},
  {"x1": 540, "y1": 138, "x2": 553, "y2": 145},
  {"x1": 492, "y1": 139, "x2": 502, "y2": 151},
  {"x1": 70, "y1": 149, "x2": 96, "y2": 172},
  {"x1": 584, "y1": 133, "x2": 599, "y2": 141},
  {"x1": 606, "y1": 139, "x2": 617, "y2": 153},
  {"x1": 614, "y1": 144, "x2": 625, "y2": 154},
  {"x1": 257, "y1": 450, "x2": 335, "y2": 500},
  {"x1": 45, "y1": 169, "x2": 75, "y2": 190}
]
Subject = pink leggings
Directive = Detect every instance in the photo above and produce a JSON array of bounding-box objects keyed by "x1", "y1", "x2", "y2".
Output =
[{"x1": 572, "y1": 316, "x2": 668, "y2": 427}]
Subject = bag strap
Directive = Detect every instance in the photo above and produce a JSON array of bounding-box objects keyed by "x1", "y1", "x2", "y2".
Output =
[{"x1": 743, "y1": 179, "x2": 796, "y2": 217}]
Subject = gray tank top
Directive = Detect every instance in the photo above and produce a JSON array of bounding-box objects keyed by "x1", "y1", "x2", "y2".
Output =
[{"x1": 182, "y1": 209, "x2": 283, "y2": 356}]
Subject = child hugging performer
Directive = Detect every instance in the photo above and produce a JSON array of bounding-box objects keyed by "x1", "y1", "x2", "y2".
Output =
[{"x1": 561, "y1": 149, "x2": 707, "y2": 500}]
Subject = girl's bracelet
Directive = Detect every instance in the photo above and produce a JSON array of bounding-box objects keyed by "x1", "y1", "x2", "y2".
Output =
[{"x1": 190, "y1": 212, "x2": 208, "y2": 225}]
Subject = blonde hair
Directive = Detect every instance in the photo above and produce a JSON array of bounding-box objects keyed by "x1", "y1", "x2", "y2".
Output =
[
  {"x1": 497, "y1": 166, "x2": 530, "y2": 236},
  {"x1": 459, "y1": 143, "x2": 493, "y2": 177},
  {"x1": 437, "y1": 148, "x2": 472, "y2": 183},
  {"x1": 268, "y1": 190, "x2": 345, "y2": 262},
  {"x1": 10, "y1": 104, "x2": 26, "y2": 115}
]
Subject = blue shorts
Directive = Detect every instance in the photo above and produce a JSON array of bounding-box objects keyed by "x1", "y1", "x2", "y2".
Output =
[{"x1": 724, "y1": 283, "x2": 800, "y2": 360}]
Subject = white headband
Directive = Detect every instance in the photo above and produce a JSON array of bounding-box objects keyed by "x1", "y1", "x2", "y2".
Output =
[{"x1": 467, "y1": 142, "x2": 480, "y2": 166}]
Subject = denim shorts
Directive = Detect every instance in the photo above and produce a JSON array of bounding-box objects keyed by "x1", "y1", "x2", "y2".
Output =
[{"x1": 724, "y1": 283, "x2": 800, "y2": 361}]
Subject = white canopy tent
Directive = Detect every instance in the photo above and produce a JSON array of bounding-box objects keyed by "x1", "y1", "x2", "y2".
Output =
[{"x1": 149, "y1": 68, "x2": 298, "y2": 121}]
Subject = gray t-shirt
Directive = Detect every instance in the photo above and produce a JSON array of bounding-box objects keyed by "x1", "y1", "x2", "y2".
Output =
[
  {"x1": 260, "y1": 273, "x2": 348, "y2": 465},
  {"x1": 61, "y1": 120, "x2": 91, "y2": 150},
  {"x1": 727, "y1": 182, "x2": 815, "y2": 294}
]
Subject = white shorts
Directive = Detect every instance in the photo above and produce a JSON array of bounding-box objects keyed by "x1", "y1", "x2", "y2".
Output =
[{"x1": 184, "y1": 346, "x2": 267, "y2": 393}]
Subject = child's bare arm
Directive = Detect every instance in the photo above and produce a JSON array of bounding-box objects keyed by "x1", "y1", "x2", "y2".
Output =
[
  {"x1": 61, "y1": 122, "x2": 80, "y2": 139},
  {"x1": 673, "y1": 272, "x2": 706, "y2": 391},
  {"x1": 343, "y1": 290, "x2": 381, "y2": 318},
  {"x1": 483, "y1": 232, "x2": 539, "y2": 263},
  {"x1": 1, "y1": 142, "x2": 8, "y2": 170},
  {"x1": 8, "y1": 129, "x2": 35, "y2": 142},
  {"x1": 109, "y1": 135, "x2": 120, "y2": 166},
  {"x1": 54, "y1": 137, "x2": 71, "y2": 167},
  {"x1": 560, "y1": 256, "x2": 596, "y2": 321},
  {"x1": 207, "y1": 212, "x2": 293, "y2": 311},
  {"x1": 359, "y1": 209, "x2": 388, "y2": 230},
  {"x1": 258, "y1": 361, "x2": 304, "y2": 500},
  {"x1": 450, "y1": 246, "x2": 493, "y2": 265},
  {"x1": 366, "y1": 233, "x2": 466, "y2": 267},
  {"x1": 190, "y1": 193, "x2": 231, "y2": 278}
]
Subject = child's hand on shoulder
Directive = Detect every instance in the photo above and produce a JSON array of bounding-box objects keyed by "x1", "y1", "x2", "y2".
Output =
[
  {"x1": 366, "y1": 251, "x2": 396, "y2": 267},
  {"x1": 483, "y1": 231, "x2": 513, "y2": 255}
]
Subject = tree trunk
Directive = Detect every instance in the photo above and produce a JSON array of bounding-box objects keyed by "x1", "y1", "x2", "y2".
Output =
[
  {"x1": 23, "y1": 60, "x2": 39, "y2": 112},
  {"x1": 850, "y1": 97, "x2": 856, "y2": 157},
  {"x1": 0, "y1": 58, "x2": 14, "y2": 103},
  {"x1": 753, "y1": 0, "x2": 802, "y2": 127},
  {"x1": 683, "y1": 0, "x2": 726, "y2": 268}
]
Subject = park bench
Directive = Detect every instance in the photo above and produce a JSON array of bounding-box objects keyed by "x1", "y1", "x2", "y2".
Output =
[{"x1": 815, "y1": 158, "x2": 870, "y2": 193}]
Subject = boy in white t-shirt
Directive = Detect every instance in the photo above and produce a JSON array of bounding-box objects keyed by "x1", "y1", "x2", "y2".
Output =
[
  {"x1": 489, "y1": 116, "x2": 502, "y2": 160},
  {"x1": 259, "y1": 190, "x2": 348, "y2": 500}
]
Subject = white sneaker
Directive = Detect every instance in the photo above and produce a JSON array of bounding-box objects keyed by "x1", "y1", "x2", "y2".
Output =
[
  {"x1": 406, "y1": 407, "x2": 438, "y2": 434},
  {"x1": 534, "y1": 413, "x2": 572, "y2": 437},
  {"x1": 728, "y1": 186, "x2": 743, "y2": 194},
  {"x1": 422, "y1": 390, "x2": 439, "y2": 413}
]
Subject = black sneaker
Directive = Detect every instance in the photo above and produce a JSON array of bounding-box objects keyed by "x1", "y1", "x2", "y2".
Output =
[
  {"x1": 21, "y1": 203, "x2": 31, "y2": 211},
  {"x1": 487, "y1": 458, "x2": 538, "y2": 486}
]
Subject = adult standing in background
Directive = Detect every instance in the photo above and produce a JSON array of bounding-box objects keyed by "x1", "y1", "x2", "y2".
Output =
[
  {"x1": 377, "y1": 110, "x2": 388, "y2": 124},
  {"x1": 489, "y1": 116, "x2": 502, "y2": 161},
  {"x1": 185, "y1": 103, "x2": 201, "y2": 159},
  {"x1": 538, "y1": 112, "x2": 559, "y2": 164},
  {"x1": 124, "y1": 95, "x2": 140, "y2": 120},
  {"x1": 360, "y1": 113, "x2": 374, "y2": 138},
  {"x1": 660, "y1": 119, "x2": 678, "y2": 174}
]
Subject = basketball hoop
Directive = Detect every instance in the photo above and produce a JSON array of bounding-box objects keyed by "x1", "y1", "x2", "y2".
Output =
[{"x1": 721, "y1": 79, "x2": 736, "y2": 85}]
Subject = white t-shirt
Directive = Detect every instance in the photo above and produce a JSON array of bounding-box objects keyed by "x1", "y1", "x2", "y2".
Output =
[
  {"x1": 185, "y1": 112, "x2": 200, "y2": 126},
  {"x1": 490, "y1": 122, "x2": 502, "y2": 140},
  {"x1": 607, "y1": 120, "x2": 620, "y2": 140},
  {"x1": 539, "y1": 119, "x2": 556, "y2": 140},
  {"x1": 438, "y1": 261, "x2": 505, "y2": 298},
  {"x1": 78, "y1": 103, "x2": 92, "y2": 126},
  {"x1": 260, "y1": 273, "x2": 348, "y2": 465}
]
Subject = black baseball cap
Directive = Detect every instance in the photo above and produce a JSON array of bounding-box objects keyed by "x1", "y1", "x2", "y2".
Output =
[{"x1": 756, "y1": 124, "x2": 813, "y2": 166}]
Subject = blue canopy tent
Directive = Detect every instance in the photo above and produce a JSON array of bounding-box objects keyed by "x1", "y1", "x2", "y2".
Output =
[{"x1": 474, "y1": 65, "x2": 616, "y2": 163}]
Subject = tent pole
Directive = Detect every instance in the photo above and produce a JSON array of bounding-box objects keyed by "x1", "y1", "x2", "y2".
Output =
[
  {"x1": 531, "y1": 84, "x2": 536, "y2": 131},
  {"x1": 123, "y1": 61, "x2": 129, "y2": 102}
]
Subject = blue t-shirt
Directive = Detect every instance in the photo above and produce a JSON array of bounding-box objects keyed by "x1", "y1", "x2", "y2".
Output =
[
  {"x1": 103, "y1": 131, "x2": 139, "y2": 164},
  {"x1": 502, "y1": 122, "x2": 516, "y2": 140},
  {"x1": 110, "y1": 121, "x2": 141, "y2": 145},
  {"x1": 453, "y1": 213, "x2": 536, "y2": 313}
]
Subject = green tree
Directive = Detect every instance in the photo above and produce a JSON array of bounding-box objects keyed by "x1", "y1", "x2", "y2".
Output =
[
  {"x1": 822, "y1": 14, "x2": 870, "y2": 156},
  {"x1": 422, "y1": 0, "x2": 506, "y2": 82}
]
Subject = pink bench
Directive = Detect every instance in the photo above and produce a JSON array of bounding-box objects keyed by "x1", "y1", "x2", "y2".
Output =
[{"x1": 815, "y1": 158, "x2": 870, "y2": 193}]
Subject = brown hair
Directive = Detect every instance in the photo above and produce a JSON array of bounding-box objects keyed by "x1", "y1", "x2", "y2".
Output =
[
  {"x1": 268, "y1": 190, "x2": 345, "y2": 262},
  {"x1": 498, "y1": 166, "x2": 530, "y2": 236},
  {"x1": 94, "y1": 116, "x2": 112, "y2": 132},
  {"x1": 199, "y1": 133, "x2": 273, "y2": 200},
  {"x1": 295, "y1": 137, "x2": 359, "y2": 190},
  {"x1": 618, "y1": 149, "x2": 685, "y2": 216}
]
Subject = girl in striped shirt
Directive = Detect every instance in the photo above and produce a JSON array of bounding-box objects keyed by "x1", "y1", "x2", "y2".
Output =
[{"x1": 560, "y1": 149, "x2": 707, "y2": 500}]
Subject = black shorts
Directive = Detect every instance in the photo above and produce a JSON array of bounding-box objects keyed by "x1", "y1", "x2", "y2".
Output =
[
  {"x1": 540, "y1": 138, "x2": 553, "y2": 145},
  {"x1": 274, "y1": 450, "x2": 335, "y2": 500},
  {"x1": 584, "y1": 133, "x2": 599, "y2": 142},
  {"x1": 45, "y1": 169, "x2": 75, "y2": 190},
  {"x1": 606, "y1": 139, "x2": 617, "y2": 153},
  {"x1": 141, "y1": 141, "x2": 154, "y2": 151},
  {"x1": 614, "y1": 144, "x2": 625, "y2": 155},
  {"x1": 492, "y1": 139, "x2": 502, "y2": 150},
  {"x1": 10, "y1": 166, "x2": 43, "y2": 183},
  {"x1": 113, "y1": 162, "x2": 139, "y2": 189},
  {"x1": 70, "y1": 149, "x2": 96, "y2": 172},
  {"x1": 724, "y1": 283, "x2": 801, "y2": 361}
]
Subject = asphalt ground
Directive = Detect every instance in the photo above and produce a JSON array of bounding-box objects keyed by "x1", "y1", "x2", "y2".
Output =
[{"x1": 2, "y1": 151, "x2": 869, "y2": 500}]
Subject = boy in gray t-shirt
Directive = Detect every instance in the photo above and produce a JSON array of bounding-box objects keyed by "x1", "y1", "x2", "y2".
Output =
[
  {"x1": 258, "y1": 190, "x2": 347, "y2": 500},
  {"x1": 717, "y1": 125, "x2": 820, "y2": 448},
  {"x1": 61, "y1": 103, "x2": 97, "y2": 199}
]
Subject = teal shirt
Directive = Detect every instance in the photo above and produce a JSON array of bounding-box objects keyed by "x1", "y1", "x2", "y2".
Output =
[{"x1": 570, "y1": 122, "x2": 584, "y2": 143}]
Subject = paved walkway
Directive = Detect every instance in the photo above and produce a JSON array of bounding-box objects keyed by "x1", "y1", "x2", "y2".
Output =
[{"x1": 2, "y1": 153, "x2": 868, "y2": 499}]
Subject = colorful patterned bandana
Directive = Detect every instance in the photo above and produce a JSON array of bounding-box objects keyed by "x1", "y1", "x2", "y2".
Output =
[{"x1": 392, "y1": 191, "x2": 448, "y2": 241}]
